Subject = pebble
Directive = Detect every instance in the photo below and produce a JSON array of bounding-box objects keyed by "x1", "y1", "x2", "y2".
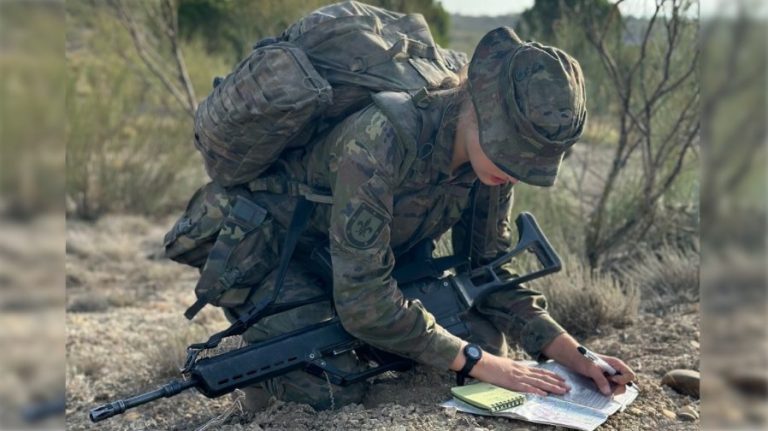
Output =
[
  {"x1": 661, "y1": 369, "x2": 700, "y2": 398},
  {"x1": 661, "y1": 408, "x2": 677, "y2": 420},
  {"x1": 690, "y1": 340, "x2": 699, "y2": 349},
  {"x1": 443, "y1": 407, "x2": 457, "y2": 418},
  {"x1": 627, "y1": 407, "x2": 643, "y2": 416},
  {"x1": 677, "y1": 405, "x2": 699, "y2": 421}
]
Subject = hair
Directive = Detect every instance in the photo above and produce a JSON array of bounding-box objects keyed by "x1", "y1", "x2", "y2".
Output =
[{"x1": 443, "y1": 64, "x2": 472, "y2": 126}]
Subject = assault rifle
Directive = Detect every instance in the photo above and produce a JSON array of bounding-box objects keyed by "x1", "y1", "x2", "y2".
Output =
[{"x1": 89, "y1": 212, "x2": 561, "y2": 423}]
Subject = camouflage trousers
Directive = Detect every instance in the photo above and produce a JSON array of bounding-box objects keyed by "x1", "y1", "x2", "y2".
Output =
[{"x1": 224, "y1": 261, "x2": 510, "y2": 412}]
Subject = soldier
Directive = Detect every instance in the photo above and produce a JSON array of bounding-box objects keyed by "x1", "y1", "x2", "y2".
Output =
[{"x1": 224, "y1": 27, "x2": 636, "y2": 411}]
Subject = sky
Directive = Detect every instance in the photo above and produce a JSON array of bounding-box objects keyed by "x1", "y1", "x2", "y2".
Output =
[{"x1": 438, "y1": 0, "x2": 734, "y2": 19}]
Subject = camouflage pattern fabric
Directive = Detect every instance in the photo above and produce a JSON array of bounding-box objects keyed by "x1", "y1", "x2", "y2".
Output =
[
  {"x1": 194, "y1": 0, "x2": 469, "y2": 187},
  {"x1": 468, "y1": 27, "x2": 586, "y2": 187},
  {"x1": 307, "y1": 91, "x2": 564, "y2": 370},
  {"x1": 194, "y1": 43, "x2": 332, "y2": 187},
  {"x1": 225, "y1": 263, "x2": 512, "y2": 410},
  {"x1": 164, "y1": 182, "x2": 233, "y2": 269},
  {"x1": 224, "y1": 262, "x2": 369, "y2": 411}
]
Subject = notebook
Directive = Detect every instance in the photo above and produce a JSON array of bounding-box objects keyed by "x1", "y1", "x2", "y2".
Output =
[{"x1": 450, "y1": 382, "x2": 526, "y2": 412}]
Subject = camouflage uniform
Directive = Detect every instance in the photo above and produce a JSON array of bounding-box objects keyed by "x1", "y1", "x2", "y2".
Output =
[{"x1": 225, "y1": 26, "x2": 586, "y2": 410}]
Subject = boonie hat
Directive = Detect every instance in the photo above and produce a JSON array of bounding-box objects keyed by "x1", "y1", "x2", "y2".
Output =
[{"x1": 468, "y1": 27, "x2": 587, "y2": 187}]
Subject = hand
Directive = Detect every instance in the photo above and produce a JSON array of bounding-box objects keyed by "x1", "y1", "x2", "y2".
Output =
[
  {"x1": 470, "y1": 354, "x2": 571, "y2": 397},
  {"x1": 541, "y1": 333, "x2": 637, "y2": 396},
  {"x1": 577, "y1": 353, "x2": 636, "y2": 396}
]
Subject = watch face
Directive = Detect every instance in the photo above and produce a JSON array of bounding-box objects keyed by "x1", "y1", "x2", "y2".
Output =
[{"x1": 466, "y1": 345, "x2": 481, "y2": 360}]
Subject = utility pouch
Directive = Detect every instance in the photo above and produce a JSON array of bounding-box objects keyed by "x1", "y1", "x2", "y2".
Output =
[{"x1": 163, "y1": 182, "x2": 280, "y2": 318}]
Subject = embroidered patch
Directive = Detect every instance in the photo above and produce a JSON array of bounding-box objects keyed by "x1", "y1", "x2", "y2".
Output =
[{"x1": 345, "y1": 202, "x2": 387, "y2": 249}]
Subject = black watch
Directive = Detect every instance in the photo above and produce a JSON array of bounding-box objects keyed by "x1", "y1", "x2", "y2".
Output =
[{"x1": 456, "y1": 343, "x2": 483, "y2": 386}]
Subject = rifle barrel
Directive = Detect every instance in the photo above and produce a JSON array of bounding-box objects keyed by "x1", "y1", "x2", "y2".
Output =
[{"x1": 89, "y1": 379, "x2": 196, "y2": 422}]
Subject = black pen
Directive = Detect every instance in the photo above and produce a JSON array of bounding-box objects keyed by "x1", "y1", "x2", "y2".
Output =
[{"x1": 577, "y1": 346, "x2": 636, "y2": 388}]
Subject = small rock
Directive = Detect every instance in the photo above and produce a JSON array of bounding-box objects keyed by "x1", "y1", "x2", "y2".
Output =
[
  {"x1": 443, "y1": 407, "x2": 457, "y2": 418},
  {"x1": 690, "y1": 340, "x2": 699, "y2": 349},
  {"x1": 677, "y1": 405, "x2": 699, "y2": 421},
  {"x1": 661, "y1": 408, "x2": 677, "y2": 420},
  {"x1": 661, "y1": 369, "x2": 700, "y2": 398},
  {"x1": 627, "y1": 407, "x2": 643, "y2": 416}
]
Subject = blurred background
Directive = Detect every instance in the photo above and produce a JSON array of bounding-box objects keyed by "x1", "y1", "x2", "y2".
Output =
[{"x1": 0, "y1": 0, "x2": 764, "y2": 429}]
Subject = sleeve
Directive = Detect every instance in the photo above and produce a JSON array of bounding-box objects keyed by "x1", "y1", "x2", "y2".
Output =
[
  {"x1": 452, "y1": 183, "x2": 566, "y2": 361},
  {"x1": 328, "y1": 106, "x2": 463, "y2": 370}
]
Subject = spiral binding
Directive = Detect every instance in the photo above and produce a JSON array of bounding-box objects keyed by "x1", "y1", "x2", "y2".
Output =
[{"x1": 489, "y1": 396, "x2": 525, "y2": 412}]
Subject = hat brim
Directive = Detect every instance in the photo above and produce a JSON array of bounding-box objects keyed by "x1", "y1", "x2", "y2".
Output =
[{"x1": 468, "y1": 27, "x2": 562, "y2": 187}]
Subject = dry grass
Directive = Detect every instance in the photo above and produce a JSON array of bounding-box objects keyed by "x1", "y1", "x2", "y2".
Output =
[
  {"x1": 67, "y1": 292, "x2": 109, "y2": 313},
  {"x1": 620, "y1": 244, "x2": 699, "y2": 312},
  {"x1": 532, "y1": 256, "x2": 640, "y2": 338},
  {"x1": 144, "y1": 323, "x2": 212, "y2": 382}
]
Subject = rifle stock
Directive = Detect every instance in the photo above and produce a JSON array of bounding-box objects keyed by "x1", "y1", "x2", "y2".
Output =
[{"x1": 89, "y1": 212, "x2": 560, "y2": 422}]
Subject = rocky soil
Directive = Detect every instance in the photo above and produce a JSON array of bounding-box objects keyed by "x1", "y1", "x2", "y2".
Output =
[{"x1": 66, "y1": 215, "x2": 700, "y2": 430}]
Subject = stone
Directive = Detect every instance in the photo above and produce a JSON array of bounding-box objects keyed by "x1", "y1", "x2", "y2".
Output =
[
  {"x1": 676, "y1": 405, "x2": 699, "y2": 421},
  {"x1": 690, "y1": 340, "x2": 699, "y2": 349},
  {"x1": 627, "y1": 407, "x2": 643, "y2": 416},
  {"x1": 443, "y1": 407, "x2": 457, "y2": 418},
  {"x1": 661, "y1": 408, "x2": 677, "y2": 420},
  {"x1": 661, "y1": 369, "x2": 700, "y2": 398}
]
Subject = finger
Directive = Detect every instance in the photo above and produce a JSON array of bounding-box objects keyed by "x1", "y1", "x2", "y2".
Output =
[
  {"x1": 604, "y1": 358, "x2": 636, "y2": 383},
  {"x1": 517, "y1": 383, "x2": 547, "y2": 397},
  {"x1": 589, "y1": 367, "x2": 612, "y2": 396},
  {"x1": 604, "y1": 357, "x2": 636, "y2": 380},
  {"x1": 609, "y1": 372, "x2": 633, "y2": 386},
  {"x1": 612, "y1": 382, "x2": 626, "y2": 396},
  {"x1": 533, "y1": 373, "x2": 571, "y2": 392},
  {"x1": 525, "y1": 376, "x2": 569, "y2": 395},
  {"x1": 532, "y1": 368, "x2": 568, "y2": 383}
]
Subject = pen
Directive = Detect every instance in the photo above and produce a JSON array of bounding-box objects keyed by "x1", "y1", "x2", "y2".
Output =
[{"x1": 577, "y1": 346, "x2": 636, "y2": 388}]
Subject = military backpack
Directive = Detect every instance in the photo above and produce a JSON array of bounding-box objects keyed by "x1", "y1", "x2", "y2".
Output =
[
  {"x1": 194, "y1": 0, "x2": 467, "y2": 187},
  {"x1": 168, "y1": 1, "x2": 468, "y2": 318}
]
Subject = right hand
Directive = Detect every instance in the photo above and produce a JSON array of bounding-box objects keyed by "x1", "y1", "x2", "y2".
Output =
[{"x1": 453, "y1": 348, "x2": 570, "y2": 396}]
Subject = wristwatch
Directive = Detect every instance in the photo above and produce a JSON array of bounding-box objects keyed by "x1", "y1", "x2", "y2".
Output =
[{"x1": 456, "y1": 343, "x2": 483, "y2": 386}]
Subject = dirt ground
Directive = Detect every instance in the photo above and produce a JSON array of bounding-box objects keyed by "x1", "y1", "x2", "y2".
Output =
[{"x1": 65, "y1": 215, "x2": 700, "y2": 431}]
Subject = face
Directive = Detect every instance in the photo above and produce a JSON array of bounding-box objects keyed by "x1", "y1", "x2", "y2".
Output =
[{"x1": 460, "y1": 103, "x2": 519, "y2": 187}]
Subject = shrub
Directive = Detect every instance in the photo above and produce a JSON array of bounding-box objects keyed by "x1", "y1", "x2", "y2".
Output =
[
  {"x1": 67, "y1": 293, "x2": 109, "y2": 313},
  {"x1": 531, "y1": 255, "x2": 639, "y2": 338},
  {"x1": 619, "y1": 244, "x2": 699, "y2": 312}
]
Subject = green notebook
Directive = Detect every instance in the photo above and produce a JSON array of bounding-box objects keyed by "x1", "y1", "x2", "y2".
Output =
[{"x1": 451, "y1": 382, "x2": 526, "y2": 412}]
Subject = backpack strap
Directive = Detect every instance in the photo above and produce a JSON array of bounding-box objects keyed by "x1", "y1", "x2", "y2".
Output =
[
  {"x1": 372, "y1": 88, "x2": 444, "y2": 183},
  {"x1": 246, "y1": 175, "x2": 333, "y2": 204}
]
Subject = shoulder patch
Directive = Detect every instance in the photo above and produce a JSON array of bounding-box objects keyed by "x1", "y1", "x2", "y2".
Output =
[{"x1": 345, "y1": 202, "x2": 387, "y2": 249}]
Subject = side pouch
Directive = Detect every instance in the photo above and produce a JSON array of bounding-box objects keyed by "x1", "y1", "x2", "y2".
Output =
[
  {"x1": 164, "y1": 182, "x2": 232, "y2": 268},
  {"x1": 184, "y1": 193, "x2": 282, "y2": 319}
]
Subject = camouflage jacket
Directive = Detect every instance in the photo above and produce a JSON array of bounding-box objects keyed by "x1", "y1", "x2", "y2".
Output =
[{"x1": 269, "y1": 90, "x2": 565, "y2": 369}]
